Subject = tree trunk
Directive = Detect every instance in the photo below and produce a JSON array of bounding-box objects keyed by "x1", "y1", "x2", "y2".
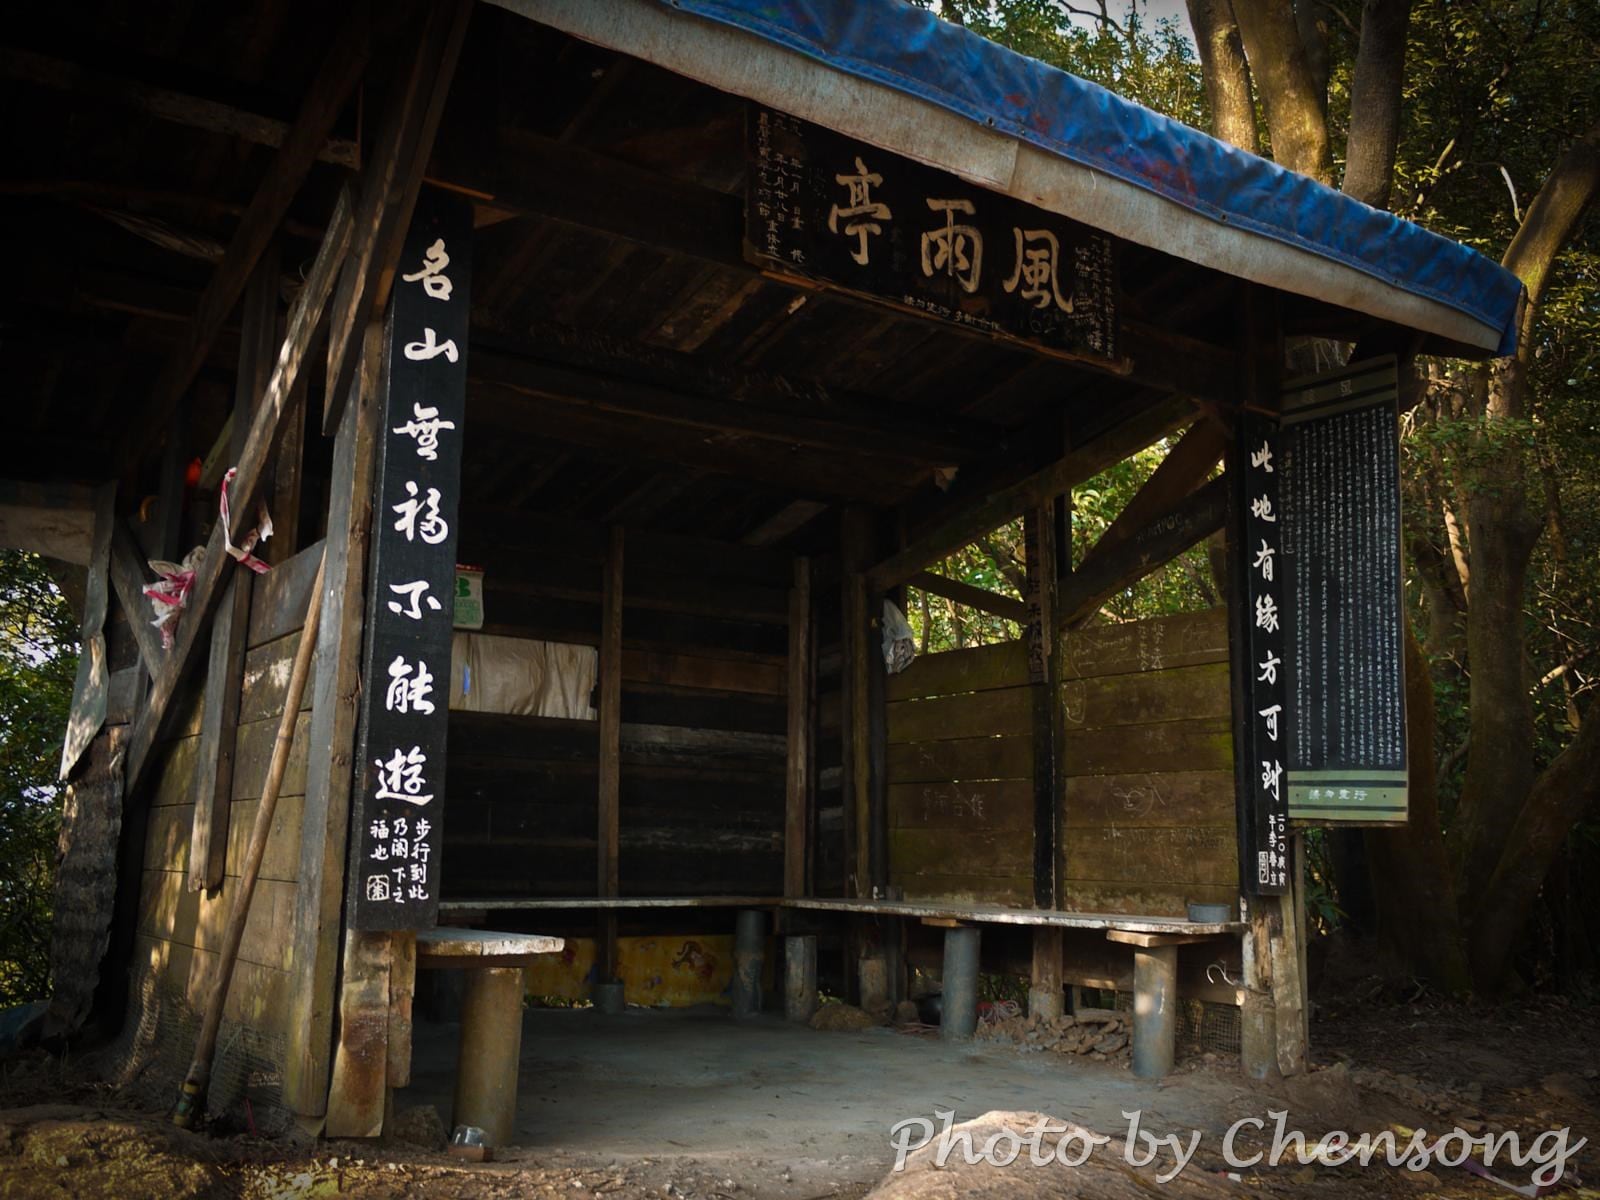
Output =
[
  {"x1": 1470, "y1": 705, "x2": 1600, "y2": 988},
  {"x1": 1231, "y1": 0, "x2": 1333, "y2": 182},
  {"x1": 1186, "y1": 0, "x2": 1260, "y2": 153},
  {"x1": 1342, "y1": 0, "x2": 1412, "y2": 209},
  {"x1": 1452, "y1": 120, "x2": 1600, "y2": 922},
  {"x1": 1365, "y1": 626, "x2": 1473, "y2": 994}
]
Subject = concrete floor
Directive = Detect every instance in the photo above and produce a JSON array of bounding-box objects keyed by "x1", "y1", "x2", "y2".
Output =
[{"x1": 398, "y1": 1006, "x2": 1255, "y2": 1189}]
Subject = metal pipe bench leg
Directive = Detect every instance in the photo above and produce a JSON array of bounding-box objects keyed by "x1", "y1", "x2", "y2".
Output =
[
  {"x1": 1130, "y1": 944, "x2": 1177, "y2": 1078},
  {"x1": 453, "y1": 966, "x2": 525, "y2": 1147},
  {"x1": 941, "y1": 926, "x2": 979, "y2": 1041}
]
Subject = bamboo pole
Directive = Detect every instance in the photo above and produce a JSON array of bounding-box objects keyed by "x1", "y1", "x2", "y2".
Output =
[{"x1": 173, "y1": 550, "x2": 326, "y2": 1127}]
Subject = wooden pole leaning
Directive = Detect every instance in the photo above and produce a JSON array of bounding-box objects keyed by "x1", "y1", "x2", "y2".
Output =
[{"x1": 173, "y1": 549, "x2": 327, "y2": 1127}]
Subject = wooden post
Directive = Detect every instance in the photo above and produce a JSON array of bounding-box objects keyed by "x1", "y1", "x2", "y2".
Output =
[
  {"x1": 188, "y1": 246, "x2": 278, "y2": 893},
  {"x1": 840, "y1": 508, "x2": 872, "y2": 899},
  {"x1": 1024, "y1": 508, "x2": 1058, "y2": 910},
  {"x1": 1228, "y1": 283, "x2": 1306, "y2": 1078},
  {"x1": 596, "y1": 525, "x2": 623, "y2": 984},
  {"x1": 283, "y1": 322, "x2": 382, "y2": 1121},
  {"x1": 269, "y1": 367, "x2": 307, "y2": 564},
  {"x1": 784, "y1": 557, "x2": 812, "y2": 900},
  {"x1": 1029, "y1": 927, "x2": 1064, "y2": 1021}
]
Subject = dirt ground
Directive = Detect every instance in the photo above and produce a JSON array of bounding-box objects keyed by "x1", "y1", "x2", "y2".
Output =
[{"x1": 0, "y1": 991, "x2": 1596, "y2": 1200}]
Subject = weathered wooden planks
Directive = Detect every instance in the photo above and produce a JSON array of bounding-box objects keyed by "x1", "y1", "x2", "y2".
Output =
[
  {"x1": 1064, "y1": 770, "x2": 1235, "y2": 828},
  {"x1": 888, "y1": 779, "x2": 1033, "y2": 831},
  {"x1": 1063, "y1": 717, "x2": 1234, "y2": 776},
  {"x1": 887, "y1": 735, "x2": 1033, "y2": 784},
  {"x1": 1057, "y1": 607, "x2": 1238, "y2": 919},
  {"x1": 1059, "y1": 608, "x2": 1229, "y2": 680},
  {"x1": 246, "y1": 540, "x2": 326, "y2": 648},
  {"x1": 886, "y1": 685, "x2": 1032, "y2": 743},
  {"x1": 887, "y1": 640, "x2": 1028, "y2": 701},
  {"x1": 1060, "y1": 662, "x2": 1230, "y2": 730},
  {"x1": 134, "y1": 934, "x2": 292, "y2": 1040},
  {"x1": 894, "y1": 871, "x2": 1032, "y2": 907}
]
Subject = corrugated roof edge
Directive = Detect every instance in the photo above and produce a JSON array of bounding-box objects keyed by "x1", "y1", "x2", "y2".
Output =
[{"x1": 668, "y1": 0, "x2": 1521, "y2": 357}]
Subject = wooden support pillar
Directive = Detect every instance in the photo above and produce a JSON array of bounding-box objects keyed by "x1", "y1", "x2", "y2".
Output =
[
  {"x1": 784, "y1": 935, "x2": 818, "y2": 1023},
  {"x1": 326, "y1": 930, "x2": 391, "y2": 1138},
  {"x1": 784, "y1": 557, "x2": 812, "y2": 901},
  {"x1": 283, "y1": 321, "x2": 383, "y2": 1120},
  {"x1": 189, "y1": 246, "x2": 278, "y2": 893},
  {"x1": 1229, "y1": 282, "x2": 1306, "y2": 1079},
  {"x1": 839, "y1": 508, "x2": 872, "y2": 899},
  {"x1": 596, "y1": 525, "x2": 623, "y2": 986},
  {"x1": 941, "y1": 925, "x2": 980, "y2": 1040},
  {"x1": 1029, "y1": 927, "x2": 1064, "y2": 1021},
  {"x1": 1024, "y1": 508, "x2": 1059, "y2": 910},
  {"x1": 732, "y1": 909, "x2": 765, "y2": 1019}
]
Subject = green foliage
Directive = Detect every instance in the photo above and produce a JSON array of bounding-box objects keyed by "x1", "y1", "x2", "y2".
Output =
[
  {"x1": 905, "y1": 437, "x2": 1220, "y2": 655},
  {"x1": 0, "y1": 552, "x2": 78, "y2": 1006}
]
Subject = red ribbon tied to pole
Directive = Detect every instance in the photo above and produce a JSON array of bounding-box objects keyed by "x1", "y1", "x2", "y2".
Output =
[
  {"x1": 143, "y1": 548, "x2": 202, "y2": 650},
  {"x1": 219, "y1": 466, "x2": 274, "y2": 576}
]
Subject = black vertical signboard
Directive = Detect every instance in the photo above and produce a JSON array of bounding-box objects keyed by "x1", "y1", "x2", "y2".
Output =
[
  {"x1": 347, "y1": 189, "x2": 471, "y2": 931},
  {"x1": 1280, "y1": 358, "x2": 1407, "y2": 823},
  {"x1": 1232, "y1": 412, "x2": 1291, "y2": 895}
]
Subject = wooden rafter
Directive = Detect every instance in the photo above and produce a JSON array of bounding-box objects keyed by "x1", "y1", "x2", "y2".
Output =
[
  {"x1": 909, "y1": 570, "x2": 1028, "y2": 623},
  {"x1": 123, "y1": 3, "x2": 370, "y2": 468},
  {"x1": 1075, "y1": 418, "x2": 1226, "y2": 571},
  {"x1": 1058, "y1": 474, "x2": 1229, "y2": 626},
  {"x1": 865, "y1": 396, "x2": 1195, "y2": 593},
  {"x1": 0, "y1": 47, "x2": 360, "y2": 169}
]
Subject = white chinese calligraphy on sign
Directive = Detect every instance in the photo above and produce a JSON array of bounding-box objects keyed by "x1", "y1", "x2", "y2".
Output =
[
  {"x1": 392, "y1": 402, "x2": 456, "y2": 462},
  {"x1": 1002, "y1": 228, "x2": 1073, "y2": 312},
  {"x1": 401, "y1": 237, "x2": 453, "y2": 300},
  {"x1": 392, "y1": 480, "x2": 449, "y2": 545},
  {"x1": 385, "y1": 654, "x2": 436, "y2": 716},
  {"x1": 374, "y1": 745, "x2": 433, "y2": 806},
  {"x1": 387, "y1": 580, "x2": 443, "y2": 620},
  {"x1": 404, "y1": 327, "x2": 459, "y2": 363},
  {"x1": 827, "y1": 156, "x2": 891, "y2": 266},
  {"x1": 921, "y1": 199, "x2": 982, "y2": 293}
]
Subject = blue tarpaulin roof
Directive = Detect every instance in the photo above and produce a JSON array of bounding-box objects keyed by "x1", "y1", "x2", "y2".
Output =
[{"x1": 665, "y1": 0, "x2": 1522, "y2": 355}]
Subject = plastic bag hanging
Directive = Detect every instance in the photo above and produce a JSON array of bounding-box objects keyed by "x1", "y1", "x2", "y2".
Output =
[{"x1": 882, "y1": 599, "x2": 917, "y2": 675}]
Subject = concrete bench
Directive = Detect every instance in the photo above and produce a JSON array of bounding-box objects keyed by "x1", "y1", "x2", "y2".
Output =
[{"x1": 416, "y1": 928, "x2": 564, "y2": 1149}]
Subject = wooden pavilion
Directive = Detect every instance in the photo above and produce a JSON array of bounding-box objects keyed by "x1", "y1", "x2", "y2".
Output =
[{"x1": 2, "y1": 0, "x2": 1520, "y2": 1137}]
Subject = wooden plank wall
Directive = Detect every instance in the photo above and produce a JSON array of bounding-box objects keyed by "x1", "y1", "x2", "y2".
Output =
[
  {"x1": 885, "y1": 641, "x2": 1034, "y2": 904},
  {"x1": 442, "y1": 510, "x2": 790, "y2": 899},
  {"x1": 134, "y1": 541, "x2": 323, "y2": 1038},
  {"x1": 1059, "y1": 608, "x2": 1238, "y2": 917}
]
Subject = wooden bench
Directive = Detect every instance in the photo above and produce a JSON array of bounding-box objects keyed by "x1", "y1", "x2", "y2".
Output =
[
  {"x1": 435, "y1": 897, "x2": 1243, "y2": 1079},
  {"x1": 416, "y1": 928, "x2": 564, "y2": 1150}
]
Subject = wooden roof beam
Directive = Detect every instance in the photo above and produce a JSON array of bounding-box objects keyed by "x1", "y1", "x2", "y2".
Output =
[
  {"x1": 442, "y1": 132, "x2": 1239, "y2": 407},
  {"x1": 0, "y1": 47, "x2": 362, "y2": 169},
  {"x1": 123, "y1": 3, "x2": 370, "y2": 469},
  {"x1": 1058, "y1": 474, "x2": 1228, "y2": 625},
  {"x1": 1068, "y1": 417, "x2": 1227, "y2": 590},
  {"x1": 909, "y1": 570, "x2": 1027, "y2": 623},
  {"x1": 864, "y1": 395, "x2": 1194, "y2": 593},
  {"x1": 470, "y1": 347, "x2": 971, "y2": 469}
]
